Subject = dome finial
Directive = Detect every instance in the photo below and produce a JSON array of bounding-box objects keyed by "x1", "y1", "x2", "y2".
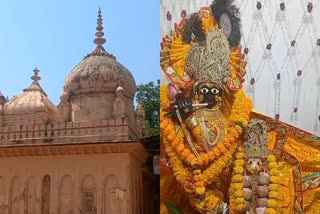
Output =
[
  {"x1": 23, "y1": 67, "x2": 47, "y2": 96},
  {"x1": 31, "y1": 67, "x2": 41, "y2": 83},
  {"x1": 84, "y1": 7, "x2": 116, "y2": 59},
  {"x1": 94, "y1": 6, "x2": 106, "y2": 46}
]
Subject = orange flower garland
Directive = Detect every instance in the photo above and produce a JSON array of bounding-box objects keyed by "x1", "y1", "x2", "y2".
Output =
[
  {"x1": 203, "y1": 139, "x2": 239, "y2": 185},
  {"x1": 162, "y1": 129, "x2": 190, "y2": 185},
  {"x1": 160, "y1": 84, "x2": 252, "y2": 212},
  {"x1": 190, "y1": 140, "x2": 240, "y2": 211},
  {"x1": 161, "y1": 86, "x2": 252, "y2": 169}
]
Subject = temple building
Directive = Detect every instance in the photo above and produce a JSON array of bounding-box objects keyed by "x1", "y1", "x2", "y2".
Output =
[{"x1": 0, "y1": 8, "x2": 152, "y2": 214}]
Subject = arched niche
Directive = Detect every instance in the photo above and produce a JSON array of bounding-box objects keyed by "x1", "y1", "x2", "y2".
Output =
[
  {"x1": 26, "y1": 177, "x2": 38, "y2": 214},
  {"x1": 41, "y1": 175, "x2": 51, "y2": 214},
  {"x1": 81, "y1": 175, "x2": 96, "y2": 213},
  {"x1": 113, "y1": 96, "x2": 126, "y2": 119},
  {"x1": 10, "y1": 176, "x2": 24, "y2": 214},
  {"x1": 59, "y1": 175, "x2": 73, "y2": 214}
]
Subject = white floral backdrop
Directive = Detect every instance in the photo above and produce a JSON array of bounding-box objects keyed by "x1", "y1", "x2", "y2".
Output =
[{"x1": 160, "y1": 0, "x2": 320, "y2": 136}]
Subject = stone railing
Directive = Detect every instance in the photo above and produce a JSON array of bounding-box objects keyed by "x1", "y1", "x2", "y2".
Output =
[{"x1": 0, "y1": 118, "x2": 140, "y2": 146}]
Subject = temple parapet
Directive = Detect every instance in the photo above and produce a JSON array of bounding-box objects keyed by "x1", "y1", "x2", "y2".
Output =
[{"x1": 0, "y1": 118, "x2": 139, "y2": 145}]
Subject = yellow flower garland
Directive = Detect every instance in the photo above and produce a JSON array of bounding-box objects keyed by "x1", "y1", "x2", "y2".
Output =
[
  {"x1": 266, "y1": 154, "x2": 280, "y2": 214},
  {"x1": 229, "y1": 145, "x2": 245, "y2": 214}
]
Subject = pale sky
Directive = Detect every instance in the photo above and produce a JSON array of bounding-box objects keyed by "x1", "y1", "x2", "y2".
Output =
[{"x1": 0, "y1": 0, "x2": 159, "y2": 104}]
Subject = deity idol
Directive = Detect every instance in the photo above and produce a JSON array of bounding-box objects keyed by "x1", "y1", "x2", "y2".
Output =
[{"x1": 160, "y1": 0, "x2": 320, "y2": 213}]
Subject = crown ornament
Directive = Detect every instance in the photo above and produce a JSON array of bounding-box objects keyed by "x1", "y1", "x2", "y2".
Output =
[
  {"x1": 244, "y1": 119, "x2": 269, "y2": 158},
  {"x1": 185, "y1": 29, "x2": 230, "y2": 85},
  {"x1": 160, "y1": 0, "x2": 247, "y2": 93}
]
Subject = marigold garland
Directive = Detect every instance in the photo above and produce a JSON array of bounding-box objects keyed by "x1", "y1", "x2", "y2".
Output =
[
  {"x1": 160, "y1": 84, "x2": 252, "y2": 212},
  {"x1": 162, "y1": 134, "x2": 190, "y2": 184},
  {"x1": 229, "y1": 145, "x2": 245, "y2": 214},
  {"x1": 161, "y1": 85, "x2": 252, "y2": 169},
  {"x1": 266, "y1": 154, "x2": 280, "y2": 214},
  {"x1": 269, "y1": 184, "x2": 278, "y2": 191},
  {"x1": 203, "y1": 139, "x2": 239, "y2": 184},
  {"x1": 193, "y1": 190, "x2": 222, "y2": 212}
]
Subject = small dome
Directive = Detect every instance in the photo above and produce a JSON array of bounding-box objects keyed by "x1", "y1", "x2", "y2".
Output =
[
  {"x1": 64, "y1": 55, "x2": 136, "y2": 99},
  {"x1": 4, "y1": 68, "x2": 58, "y2": 118},
  {"x1": 4, "y1": 90, "x2": 57, "y2": 115},
  {"x1": 115, "y1": 85, "x2": 125, "y2": 97}
]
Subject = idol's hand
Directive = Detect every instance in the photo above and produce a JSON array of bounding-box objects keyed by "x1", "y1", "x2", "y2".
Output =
[{"x1": 171, "y1": 92, "x2": 193, "y2": 121}]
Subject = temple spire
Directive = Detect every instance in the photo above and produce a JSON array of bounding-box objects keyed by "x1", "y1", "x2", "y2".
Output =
[
  {"x1": 94, "y1": 7, "x2": 106, "y2": 46},
  {"x1": 31, "y1": 67, "x2": 41, "y2": 84},
  {"x1": 84, "y1": 7, "x2": 115, "y2": 59},
  {"x1": 23, "y1": 67, "x2": 47, "y2": 96}
]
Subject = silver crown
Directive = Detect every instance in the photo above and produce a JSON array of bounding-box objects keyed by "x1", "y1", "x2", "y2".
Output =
[{"x1": 185, "y1": 29, "x2": 230, "y2": 84}]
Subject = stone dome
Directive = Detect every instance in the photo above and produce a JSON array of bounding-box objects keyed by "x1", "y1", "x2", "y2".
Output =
[
  {"x1": 4, "y1": 89, "x2": 57, "y2": 115},
  {"x1": 62, "y1": 8, "x2": 136, "y2": 101},
  {"x1": 58, "y1": 8, "x2": 139, "y2": 126},
  {"x1": 63, "y1": 54, "x2": 136, "y2": 99},
  {"x1": 3, "y1": 68, "x2": 58, "y2": 124}
]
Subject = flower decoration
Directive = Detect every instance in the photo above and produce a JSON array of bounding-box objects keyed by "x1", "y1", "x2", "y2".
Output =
[
  {"x1": 229, "y1": 145, "x2": 245, "y2": 213},
  {"x1": 266, "y1": 154, "x2": 279, "y2": 214}
]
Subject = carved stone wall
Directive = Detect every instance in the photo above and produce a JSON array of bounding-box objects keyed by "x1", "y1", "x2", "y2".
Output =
[
  {"x1": 3, "y1": 112, "x2": 52, "y2": 127},
  {"x1": 0, "y1": 118, "x2": 140, "y2": 146},
  {"x1": 0, "y1": 148, "x2": 146, "y2": 214}
]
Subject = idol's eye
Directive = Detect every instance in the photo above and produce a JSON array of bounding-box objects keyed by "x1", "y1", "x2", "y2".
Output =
[
  {"x1": 211, "y1": 88, "x2": 219, "y2": 95},
  {"x1": 200, "y1": 88, "x2": 209, "y2": 94}
]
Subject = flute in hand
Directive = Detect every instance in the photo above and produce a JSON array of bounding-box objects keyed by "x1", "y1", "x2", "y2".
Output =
[{"x1": 173, "y1": 103, "x2": 208, "y2": 109}]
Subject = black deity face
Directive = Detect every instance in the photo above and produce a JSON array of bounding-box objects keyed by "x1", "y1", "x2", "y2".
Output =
[{"x1": 197, "y1": 82, "x2": 223, "y2": 109}]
